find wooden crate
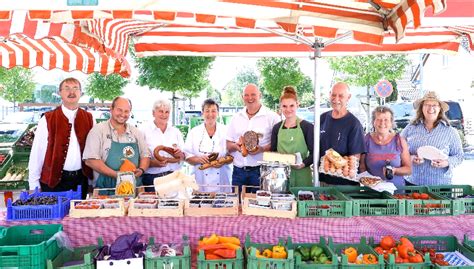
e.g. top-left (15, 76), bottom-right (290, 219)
top-left (69, 199), bottom-right (126, 218)
top-left (184, 185), bottom-right (239, 217)
top-left (128, 198), bottom-right (184, 217)
top-left (241, 186), bottom-right (297, 219)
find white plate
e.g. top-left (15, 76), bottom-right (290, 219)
top-left (417, 146), bottom-right (448, 160)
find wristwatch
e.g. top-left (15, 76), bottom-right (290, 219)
top-left (137, 167), bottom-right (145, 174)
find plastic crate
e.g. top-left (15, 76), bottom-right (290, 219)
top-left (13, 123), bottom-right (36, 153)
top-left (47, 245), bottom-right (97, 269)
top-left (288, 237), bottom-right (338, 269)
top-left (0, 149), bottom-right (13, 178)
top-left (145, 236), bottom-right (191, 269)
top-left (463, 235), bottom-right (474, 253)
top-left (197, 247), bottom-right (243, 269)
top-left (397, 186), bottom-right (462, 216)
top-left (406, 235), bottom-right (474, 269)
top-left (338, 186), bottom-right (405, 216)
top-left (0, 224), bottom-right (63, 269)
top-left (0, 150), bottom-right (29, 190)
top-left (327, 237), bottom-right (384, 269)
top-left (6, 187), bottom-right (81, 221)
top-left (291, 187), bottom-right (352, 218)
top-left (244, 235), bottom-right (294, 269)
top-left (428, 185), bottom-right (474, 214)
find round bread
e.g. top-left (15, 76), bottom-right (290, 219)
top-left (243, 131), bottom-right (259, 152)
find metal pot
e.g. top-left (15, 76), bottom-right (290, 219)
top-left (259, 162), bottom-right (291, 193)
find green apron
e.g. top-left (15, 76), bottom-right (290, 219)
top-left (277, 119), bottom-right (313, 187)
top-left (96, 127), bottom-right (140, 191)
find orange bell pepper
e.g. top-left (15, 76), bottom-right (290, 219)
top-left (344, 247), bottom-right (358, 263)
top-left (214, 249), bottom-right (236, 259)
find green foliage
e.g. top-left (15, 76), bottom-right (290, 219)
top-left (296, 75), bottom-right (314, 107)
top-left (38, 85), bottom-right (61, 103)
top-left (85, 73), bottom-right (129, 102)
top-left (222, 66), bottom-right (258, 106)
top-left (0, 67), bottom-right (36, 107)
top-left (328, 55), bottom-right (409, 101)
top-left (257, 58), bottom-right (304, 107)
top-left (135, 56), bottom-right (214, 98)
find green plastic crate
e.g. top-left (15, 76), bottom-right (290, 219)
top-left (338, 186), bottom-right (405, 216)
top-left (463, 235), bottom-right (474, 253)
top-left (288, 236), bottom-right (338, 269)
top-left (0, 151), bottom-right (30, 191)
top-left (367, 237), bottom-right (432, 269)
top-left (13, 123), bottom-right (36, 153)
top-left (397, 186), bottom-right (462, 216)
top-left (47, 245), bottom-right (96, 269)
top-left (428, 185), bottom-right (474, 214)
top-left (0, 149), bottom-right (13, 178)
top-left (290, 187), bottom-right (352, 218)
top-left (406, 235), bottom-right (474, 269)
top-left (327, 237), bottom-right (384, 269)
top-left (145, 236), bottom-right (191, 269)
top-left (245, 235), bottom-right (294, 269)
top-left (197, 247), bottom-right (243, 269)
top-left (0, 224), bottom-right (63, 269)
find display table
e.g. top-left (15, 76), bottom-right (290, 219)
top-left (1, 213), bottom-right (473, 246)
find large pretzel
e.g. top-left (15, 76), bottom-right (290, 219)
top-left (153, 145), bottom-right (181, 163)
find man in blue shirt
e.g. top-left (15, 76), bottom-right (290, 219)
top-left (319, 82), bottom-right (366, 186)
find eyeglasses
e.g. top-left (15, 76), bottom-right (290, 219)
top-left (61, 87), bottom-right (80, 92)
top-left (423, 104), bottom-right (440, 109)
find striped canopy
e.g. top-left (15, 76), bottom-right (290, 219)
top-left (0, 0), bottom-right (471, 76)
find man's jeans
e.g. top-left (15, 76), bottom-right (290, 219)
top-left (232, 166), bottom-right (260, 194)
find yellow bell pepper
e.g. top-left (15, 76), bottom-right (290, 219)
top-left (262, 249), bottom-right (273, 258)
top-left (272, 245), bottom-right (287, 259)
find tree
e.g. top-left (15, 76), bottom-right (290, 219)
top-left (85, 73), bottom-right (129, 103)
top-left (257, 58), bottom-right (304, 107)
top-left (328, 55), bottom-right (410, 128)
top-left (0, 67), bottom-right (36, 110)
top-left (38, 85), bottom-right (61, 104)
top-left (135, 56), bottom-right (214, 123)
top-left (296, 75), bottom-right (314, 108)
top-left (222, 66), bottom-right (259, 107)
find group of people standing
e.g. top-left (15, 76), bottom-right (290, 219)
top-left (28, 77), bottom-right (464, 199)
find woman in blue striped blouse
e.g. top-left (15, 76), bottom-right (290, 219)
top-left (400, 92), bottom-right (463, 185)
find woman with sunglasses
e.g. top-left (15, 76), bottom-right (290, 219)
top-left (184, 99), bottom-right (231, 191)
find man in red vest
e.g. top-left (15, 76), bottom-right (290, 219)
top-left (28, 78), bottom-right (94, 199)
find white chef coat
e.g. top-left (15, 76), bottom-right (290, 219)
top-left (140, 121), bottom-right (185, 174)
top-left (184, 123), bottom-right (231, 192)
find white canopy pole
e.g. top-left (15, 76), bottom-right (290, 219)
top-left (312, 39), bottom-right (322, 186)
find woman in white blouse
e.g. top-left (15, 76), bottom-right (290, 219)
top-left (184, 99), bottom-right (231, 192)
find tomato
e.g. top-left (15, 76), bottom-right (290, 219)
top-left (412, 193), bottom-right (421, 199)
top-left (380, 236), bottom-right (396, 250)
top-left (374, 246), bottom-right (384, 255)
top-left (408, 254), bottom-right (423, 263)
top-left (420, 193), bottom-right (430, 200)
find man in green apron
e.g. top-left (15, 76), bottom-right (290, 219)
top-left (271, 86), bottom-right (314, 188)
top-left (83, 97), bottom-right (150, 193)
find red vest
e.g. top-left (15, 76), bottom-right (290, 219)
top-left (41, 106), bottom-right (94, 188)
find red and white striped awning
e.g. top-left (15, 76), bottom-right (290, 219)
top-left (0, 0), bottom-right (448, 45)
top-left (133, 21), bottom-right (464, 57)
top-left (0, 34), bottom-right (129, 76)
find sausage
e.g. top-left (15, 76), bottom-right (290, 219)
top-left (240, 136), bottom-right (248, 157)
